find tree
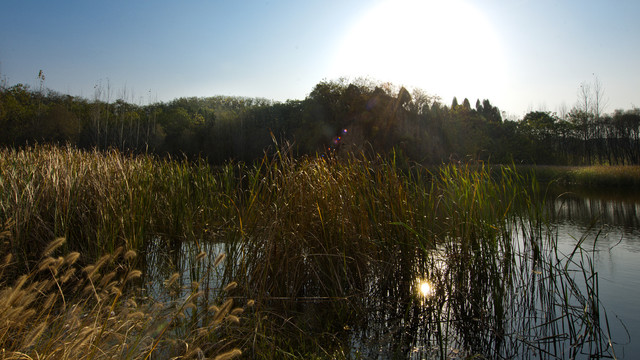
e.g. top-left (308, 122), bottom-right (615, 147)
top-left (573, 77), bottom-right (610, 164)
top-left (475, 99), bottom-right (483, 112)
top-left (522, 111), bottom-right (557, 139)
top-left (462, 98), bottom-right (471, 110)
top-left (591, 76), bottom-right (608, 120)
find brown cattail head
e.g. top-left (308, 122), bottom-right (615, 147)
top-left (43, 237), bottom-right (65, 257)
top-left (213, 253), bottom-right (226, 267)
top-left (223, 282), bottom-right (237, 292)
top-left (124, 250), bottom-right (137, 261)
top-left (213, 349), bottom-right (242, 360)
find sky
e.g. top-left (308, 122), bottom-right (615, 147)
top-left (1, 0), bottom-right (638, 118)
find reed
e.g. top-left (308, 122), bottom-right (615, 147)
top-left (518, 164), bottom-right (640, 187)
top-left (0, 144), bottom-right (617, 358)
top-left (0, 144), bottom-right (237, 270)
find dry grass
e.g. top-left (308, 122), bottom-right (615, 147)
top-left (0, 232), bottom-right (249, 360)
top-left (518, 164), bottom-right (640, 187)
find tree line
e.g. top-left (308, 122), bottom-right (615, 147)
top-left (1, 77), bottom-right (638, 165)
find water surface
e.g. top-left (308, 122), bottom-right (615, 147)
top-left (547, 186), bottom-right (640, 358)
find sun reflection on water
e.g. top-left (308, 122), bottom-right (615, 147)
top-left (417, 279), bottom-right (434, 298)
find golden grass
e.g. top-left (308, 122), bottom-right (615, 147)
top-left (518, 164), bottom-right (640, 187)
top-left (0, 235), bottom-right (248, 360)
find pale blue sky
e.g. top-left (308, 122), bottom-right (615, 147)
top-left (1, 0), bottom-right (638, 117)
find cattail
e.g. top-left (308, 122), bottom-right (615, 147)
top-left (213, 253), bottom-right (226, 267)
top-left (60, 267), bottom-right (77, 284)
top-left (82, 283), bottom-right (95, 296)
top-left (84, 254), bottom-right (110, 280)
top-left (165, 273), bottom-right (180, 288)
top-left (196, 328), bottom-right (209, 338)
top-left (2, 253), bottom-right (12, 266)
top-left (223, 282), bottom-right (237, 292)
top-left (185, 347), bottom-right (203, 359)
top-left (125, 269), bottom-right (142, 283)
top-left (213, 299), bottom-right (233, 323)
top-left (94, 254), bottom-right (111, 269)
top-left (82, 265), bottom-right (95, 275)
top-left (38, 257), bottom-right (57, 272)
top-left (42, 237), bottom-right (65, 257)
top-left (112, 246), bottom-right (123, 259)
top-left (123, 250), bottom-right (137, 261)
top-left (99, 271), bottom-right (117, 288)
top-left (64, 251), bottom-right (80, 265)
top-left (7, 275), bottom-right (29, 305)
top-left (106, 280), bottom-right (121, 294)
top-left (127, 311), bottom-right (145, 320)
top-left (126, 298), bottom-right (138, 308)
top-left (21, 320), bottom-right (48, 349)
top-left (213, 349), bottom-right (242, 360)
top-left (70, 326), bottom-right (97, 354)
top-left (230, 307), bottom-right (244, 315)
top-left (42, 292), bottom-right (58, 310)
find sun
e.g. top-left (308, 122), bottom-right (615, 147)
top-left (330, 0), bottom-right (507, 104)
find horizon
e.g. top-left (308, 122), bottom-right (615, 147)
top-left (1, 0), bottom-right (638, 117)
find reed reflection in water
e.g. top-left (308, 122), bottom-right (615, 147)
top-left (545, 185), bottom-right (640, 357)
top-left (137, 161), bottom-right (621, 359)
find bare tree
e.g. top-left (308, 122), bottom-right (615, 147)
top-left (557, 102), bottom-right (569, 121)
top-left (591, 76), bottom-right (609, 120)
top-left (576, 76), bottom-right (609, 119)
top-left (577, 81), bottom-right (591, 115)
top-left (574, 76), bottom-right (610, 164)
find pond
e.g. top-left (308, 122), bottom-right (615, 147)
top-left (547, 185), bottom-right (640, 358)
top-left (143, 183), bottom-right (639, 359)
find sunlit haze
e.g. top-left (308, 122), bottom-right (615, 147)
top-left (330, 0), bottom-right (507, 108)
top-left (1, 0), bottom-right (638, 116)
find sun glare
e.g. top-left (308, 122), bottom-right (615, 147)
top-left (330, 0), bottom-right (507, 103)
top-left (418, 279), bottom-right (434, 297)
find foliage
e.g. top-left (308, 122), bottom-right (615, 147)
top-left (0, 145), bottom-right (620, 358)
top-left (3, 78), bottom-right (637, 165)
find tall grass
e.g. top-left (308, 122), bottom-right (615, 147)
top-left (0, 144), bottom-right (618, 358)
top-left (0, 145), bottom-right (240, 270)
top-left (0, 231), bottom-right (248, 359)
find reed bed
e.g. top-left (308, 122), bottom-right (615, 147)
top-left (0, 144), bottom-right (618, 358)
top-left (518, 164), bottom-right (640, 187)
top-left (0, 144), bottom-right (240, 269)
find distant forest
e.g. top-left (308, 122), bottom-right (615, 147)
top-left (1, 78), bottom-right (639, 165)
